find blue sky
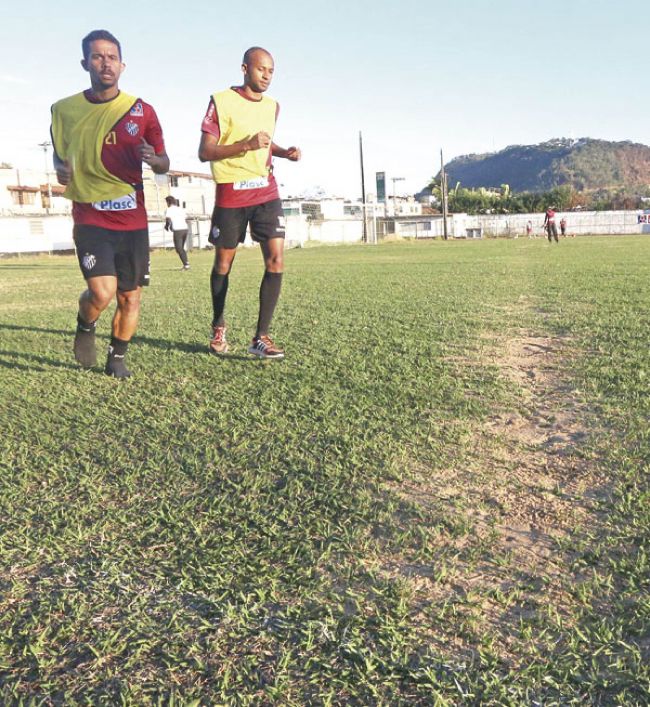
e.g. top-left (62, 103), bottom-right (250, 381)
top-left (0, 0), bottom-right (645, 198)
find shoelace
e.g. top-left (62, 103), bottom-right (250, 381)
top-left (257, 336), bottom-right (279, 351)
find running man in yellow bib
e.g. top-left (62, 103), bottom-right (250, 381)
top-left (199, 47), bottom-right (301, 359)
top-left (51, 29), bottom-right (169, 378)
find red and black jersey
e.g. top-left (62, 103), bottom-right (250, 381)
top-left (201, 88), bottom-right (280, 208)
top-left (72, 92), bottom-right (165, 230)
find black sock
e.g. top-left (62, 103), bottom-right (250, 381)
top-left (108, 337), bottom-right (129, 358)
top-left (105, 337), bottom-right (132, 378)
top-left (256, 271), bottom-right (283, 337)
top-left (211, 270), bottom-right (229, 328)
top-left (77, 313), bottom-right (96, 333)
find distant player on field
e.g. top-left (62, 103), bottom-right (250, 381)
top-left (198, 47), bottom-right (301, 359)
top-left (51, 29), bottom-right (169, 378)
top-left (165, 196), bottom-right (191, 270)
top-left (544, 206), bottom-right (559, 243)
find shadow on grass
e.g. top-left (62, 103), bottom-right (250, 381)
top-left (0, 350), bottom-right (79, 372)
top-left (0, 322), bottom-right (196, 353)
top-left (0, 323), bottom-right (260, 364)
top-left (0, 263), bottom-right (73, 269)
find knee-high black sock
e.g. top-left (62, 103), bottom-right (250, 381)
top-left (211, 270), bottom-right (229, 328)
top-left (256, 271), bottom-right (283, 337)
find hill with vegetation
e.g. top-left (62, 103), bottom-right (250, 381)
top-left (439, 138), bottom-right (650, 193)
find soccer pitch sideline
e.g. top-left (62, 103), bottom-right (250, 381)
top-left (0, 238), bottom-right (648, 705)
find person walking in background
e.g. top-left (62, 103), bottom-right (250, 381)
top-left (51, 29), bottom-right (169, 378)
top-left (198, 46), bottom-right (301, 359)
top-left (526, 219), bottom-right (533, 238)
top-left (544, 206), bottom-right (559, 243)
top-left (165, 196), bottom-right (190, 270)
top-left (560, 216), bottom-right (567, 238)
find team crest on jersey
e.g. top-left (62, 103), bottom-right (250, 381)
top-left (130, 102), bottom-right (144, 117)
top-left (125, 121), bottom-right (139, 137)
top-left (82, 253), bottom-right (96, 271)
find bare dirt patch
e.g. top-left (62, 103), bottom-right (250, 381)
top-left (380, 332), bottom-right (612, 662)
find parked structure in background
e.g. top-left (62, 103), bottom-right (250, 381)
top-left (1, 164), bottom-right (649, 254)
top-left (0, 164), bottom-right (215, 218)
top-left (0, 166), bottom-right (68, 214)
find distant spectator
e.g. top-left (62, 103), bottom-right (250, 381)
top-left (165, 196), bottom-right (190, 270)
top-left (526, 220), bottom-right (533, 238)
top-left (543, 206), bottom-right (559, 243)
top-left (560, 217), bottom-right (567, 238)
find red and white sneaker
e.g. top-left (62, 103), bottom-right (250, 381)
top-left (209, 325), bottom-right (228, 355)
top-left (248, 335), bottom-right (284, 359)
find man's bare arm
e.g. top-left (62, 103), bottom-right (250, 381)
top-left (271, 143), bottom-right (301, 161)
top-left (198, 131), bottom-right (272, 162)
top-left (53, 152), bottom-right (72, 185)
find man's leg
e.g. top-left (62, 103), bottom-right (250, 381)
top-left (209, 247), bottom-right (237, 354)
top-left (74, 275), bottom-right (118, 368)
top-left (255, 237), bottom-right (284, 338)
top-left (104, 287), bottom-right (142, 378)
top-left (105, 228), bottom-right (150, 378)
top-left (247, 200), bottom-right (286, 359)
top-left (208, 205), bottom-right (249, 355)
top-left (173, 230), bottom-right (189, 268)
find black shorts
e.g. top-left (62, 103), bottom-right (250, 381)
top-left (73, 224), bottom-right (150, 291)
top-left (209, 199), bottom-right (285, 248)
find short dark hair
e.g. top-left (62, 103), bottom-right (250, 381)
top-left (165, 196), bottom-right (177, 205)
top-left (242, 46), bottom-right (271, 65)
top-left (82, 30), bottom-right (122, 62)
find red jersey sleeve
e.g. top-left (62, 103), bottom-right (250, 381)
top-left (201, 98), bottom-right (220, 139)
top-left (143, 103), bottom-right (165, 155)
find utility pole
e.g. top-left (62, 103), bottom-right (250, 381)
top-left (359, 131), bottom-right (367, 243)
top-left (440, 149), bottom-right (448, 240)
top-left (38, 140), bottom-right (53, 215)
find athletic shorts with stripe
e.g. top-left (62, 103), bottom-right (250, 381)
top-left (209, 199), bottom-right (285, 248)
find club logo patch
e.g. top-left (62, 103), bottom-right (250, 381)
top-left (82, 253), bottom-right (96, 271)
top-left (130, 102), bottom-right (144, 116)
top-left (125, 121), bottom-right (139, 137)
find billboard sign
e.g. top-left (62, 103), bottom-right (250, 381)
top-left (376, 172), bottom-right (386, 203)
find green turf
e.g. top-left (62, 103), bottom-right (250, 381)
top-left (0, 237), bottom-right (648, 705)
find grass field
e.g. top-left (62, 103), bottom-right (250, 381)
top-left (0, 236), bottom-right (649, 705)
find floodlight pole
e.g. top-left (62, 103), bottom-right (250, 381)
top-left (359, 131), bottom-right (368, 243)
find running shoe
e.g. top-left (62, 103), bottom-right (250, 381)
top-left (209, 325), bottom-right (229, 355)
top-left (104, 354), bottom-right (132, 379)
top-left (248, 335), bottom-right (284, 359)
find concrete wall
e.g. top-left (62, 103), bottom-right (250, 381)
top-left (431, 211), bottom-right (646, 238)
top-left (0, 214), bottom-right (360, 254)
top-left (1, 210), bottom-right (648, 255)
top-left (0, 216), bottom-right (213, 254)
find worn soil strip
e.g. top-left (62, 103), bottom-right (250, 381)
top-left (381, 332), bottom-right (611, 660)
